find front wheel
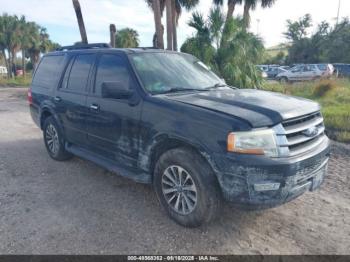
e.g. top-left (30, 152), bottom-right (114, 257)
top-left (154, 148), bottom-right (221, 227)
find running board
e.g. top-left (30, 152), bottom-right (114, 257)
top-left (65, 144), bottom-right (151, 184)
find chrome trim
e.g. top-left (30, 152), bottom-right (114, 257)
top-left (273, 111), bottom-right (327, 157)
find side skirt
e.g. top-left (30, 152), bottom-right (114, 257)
top-left (65, 143), bottom-right (152, 184)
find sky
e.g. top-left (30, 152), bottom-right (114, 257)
top-left (1, 0), bottom-right (349, 48)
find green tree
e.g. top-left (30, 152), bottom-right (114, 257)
top-left (0, 14), bottom-right (58, 76)
top-left (181, 7), bottom-right (265, 88)
top-left (284, 15), bottom-right (350, 64)
top-left (115, 28), bottom-right (140, 48)
top-left (213, 0), bottom-right (243, 21)
top-left (0, 14), bottom-right (21, 78)
top-left (283, 14), bottom-right (312, 42)
top-left (146, 0), bottom-right (199, 50)
top-left (324, 18), bottom-right (350, 63)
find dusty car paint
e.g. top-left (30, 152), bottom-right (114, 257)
top-left (29, 48), bottom-right (330, 208)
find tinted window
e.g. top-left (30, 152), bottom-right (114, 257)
top-left (317, 64), bottom-right (327, 71)
top-left (61, 58), bottom-right (74, 89)
top-left (33, 55), bottom-right (64, 89)
top-left (66, 54), bottom-right (95, 93)
top-left (291, 66), bottom-right (301, 72)
top-left (95, 54), bottom-right (132, 95)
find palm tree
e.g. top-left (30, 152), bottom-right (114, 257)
top-left (19, 16), bottom-right (27, 77)
top-left (26, 26), bottom-right (51, 69)
top-left (213, 0), bottom-right (243, 21)
top-left (110, 24), bottom-right (116, 48)
top-left (72, 0), bottom-right (88, 44)
top-left (181, 7), bottom-right (265, 88)
top-left (0, 14), bottom-right (21, 78)
top-left (115, 28), bottom-right (140, 48)
top-left (146, 0), bottom-right (199, 50)
top-left (165, 0), bottom-right (173, 50)
top-left (243, 0), bottom-right (275, 28)
top-left (152, 0), bottom-right (164, 49)
top-left (172, 0), bottom-right (199, 50)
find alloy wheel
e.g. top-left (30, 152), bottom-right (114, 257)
top-left (46, 124), bottom-right (59, 155)
top-left (161, 165), bottom-right (198, 215)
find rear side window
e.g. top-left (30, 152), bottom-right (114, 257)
top-left (317, 64), bottom-right (327, 71)
top-left (32, 55), bottom-right (64, 89)
top-left (94, 54), bottom-right (132, 95)
top-left (66, 54), bottom-right (95, 93)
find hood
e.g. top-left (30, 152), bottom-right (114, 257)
top-left (162, 88), bottom-right (320, 128)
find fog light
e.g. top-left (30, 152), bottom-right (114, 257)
top-left (254, 183), bottom-right (280, 192)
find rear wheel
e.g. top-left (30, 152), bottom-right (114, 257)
top-left (280, 77), bottom-right (289, 84)
top-left (154, 148), bottom-right (221, 227)
top-left (43, 116), bottom-right (73, 161)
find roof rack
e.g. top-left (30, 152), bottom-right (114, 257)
top-left (56, 43), bottom-right (111, 51)
top-left (134, 47), bottom-right (160, 50)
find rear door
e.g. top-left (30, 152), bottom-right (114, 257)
top-left (301, 65), bottom-right (316, 80)
top-left (86, 53), bottom-right (142, 168)
top-left (54, 53), bottom-right (96, 146)
top-left (289, 66), bottom-right (302, 81)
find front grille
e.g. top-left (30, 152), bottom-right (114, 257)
top-left (275, 111), bottom-right (327, 157)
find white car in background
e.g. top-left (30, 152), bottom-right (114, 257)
top-left (276, 64), bottom-right (334, 83)
top-left (0, 66), bottom-right (8, 75)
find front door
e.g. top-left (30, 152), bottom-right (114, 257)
top-left (86, 53), bottom-right (142, 168)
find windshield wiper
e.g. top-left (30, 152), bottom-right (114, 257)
top-left (160, 87), bottom-right (207, 94)
top-left (205, 83), bottom-right (228, 89)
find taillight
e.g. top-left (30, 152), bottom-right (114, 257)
top-left (28, 87), bottom-right (33, 105)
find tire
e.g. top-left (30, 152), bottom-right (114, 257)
top-left (43, 116), bottom-right (73, 161)
top-left (153, 147), bottom-right (221, 227)
top-left (280, 77), bottom-right (289, 84)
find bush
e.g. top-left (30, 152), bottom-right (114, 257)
top-left (312, 80), bottom-right (337, 97)
top-left (0, 76), bottom-right (32, 87)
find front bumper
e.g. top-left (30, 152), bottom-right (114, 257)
top-left (213, 137), bottom-right (330, 208)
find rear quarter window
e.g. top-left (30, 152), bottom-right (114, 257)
top-left (317, 64), bottom-right (327, 71)
top-left (32, 55), bottom-right (64, 89)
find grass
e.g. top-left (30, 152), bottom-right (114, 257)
top-left (0, 75), bottom-right (32, 87)
top-left (262, 78), bottom-right (350, 143)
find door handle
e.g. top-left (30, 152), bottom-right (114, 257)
top-left (90, 104), bottom-right (100, 111)
top-left (54, 96), bottom-right (61, 102)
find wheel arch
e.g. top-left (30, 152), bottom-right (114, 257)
top-left (39, 107), bottom-right (65, 136)
top-left (40, 108), bottom-right (53, 129)
top-left (145, 135), bottom-right (220, 182)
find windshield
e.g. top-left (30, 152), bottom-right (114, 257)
top-left (129, 52), bottom-right (224, 94)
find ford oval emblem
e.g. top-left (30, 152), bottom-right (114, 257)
top-left (303, 126), bottom-right (319, 137)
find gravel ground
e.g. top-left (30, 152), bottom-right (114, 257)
top-left (0, 87), bottom-right (349, 255)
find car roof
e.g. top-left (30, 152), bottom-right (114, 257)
top-left (47, 43), bottom-right (181, 56)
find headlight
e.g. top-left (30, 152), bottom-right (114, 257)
top-left (227, 129), bottom-right (278, 157)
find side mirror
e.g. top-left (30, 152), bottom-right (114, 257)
top-left (101, 81), bottom-right (133, 99)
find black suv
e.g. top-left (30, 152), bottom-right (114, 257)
top-left (29, 43), bottom-right (330, 227)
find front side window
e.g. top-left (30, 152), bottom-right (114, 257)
top-left (130, 52), bottom-right (223, 94)
top-left (66, 54), bottom-right (95, 93)
top-left (95, 54), bottom-right (132, 95)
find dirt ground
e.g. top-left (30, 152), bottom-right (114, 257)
top-left (0, 87), bottom-right (349, 255)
